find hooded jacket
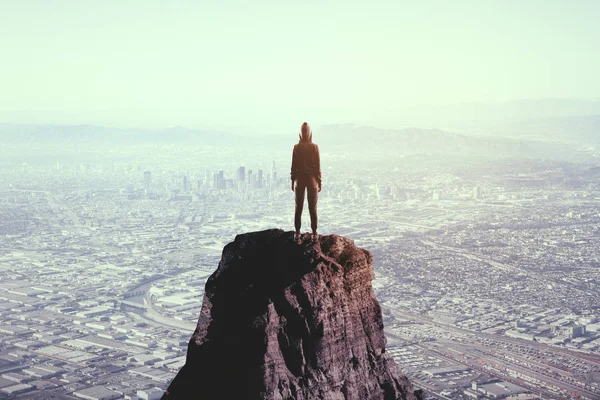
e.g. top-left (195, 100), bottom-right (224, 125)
top-left (290, 131), bottom-right (321, 186)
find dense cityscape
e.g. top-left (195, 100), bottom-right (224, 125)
top-left (0, 132), bottom-right (599, 400)
top-left (2, 0), bottom-right (600, 398)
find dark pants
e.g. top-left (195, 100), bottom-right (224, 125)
top-left (294, 175), bottom-right (318, 233)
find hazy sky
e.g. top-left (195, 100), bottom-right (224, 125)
top-left (1, 0), bottom-right (599, 133)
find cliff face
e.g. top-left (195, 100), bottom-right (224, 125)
top-left (162, 229), bottom-right (423, 400)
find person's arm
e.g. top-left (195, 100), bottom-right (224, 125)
top-left (290, 145), bottom-right (297, 191)
top-left (315, 144), bottom-right (322, 191)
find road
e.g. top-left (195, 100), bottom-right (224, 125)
top-left (385, 306), bottom-right (600, 399)
top-left (143, 292), bottom-right (196, 332)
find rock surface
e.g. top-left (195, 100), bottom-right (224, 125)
top-left (162, 229), bottom-right (423, 400)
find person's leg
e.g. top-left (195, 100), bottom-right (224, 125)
top-left (307, 180), bottom-right (318, 235)
top-left (294, 180), bottom-right (306, 234)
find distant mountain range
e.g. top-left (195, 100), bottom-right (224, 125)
top-left (316, 124), bottom-right (584, 160)
top-left (0, 123), bottom-right (239, 145)
top-left (0, 118), bottom-right (596, 161)
top-left (483, 115), bottom-right (600, 145)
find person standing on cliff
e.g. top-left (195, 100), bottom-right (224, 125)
top-left (291, 122), bottom-right (322, 242)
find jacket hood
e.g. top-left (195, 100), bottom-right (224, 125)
top-left (299, 123), bottom-right (312, 143)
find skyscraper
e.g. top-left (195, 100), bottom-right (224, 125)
top-left (271, 161), bottom-right (277, 189)
top-left (183, 175), bottom-right (189, 191)
top-left (214, 171), bottom-right (225, 189)
top-left (237, 166), bottom-right (246, 183)
top-left (257, 169), bottom-right (263, 189)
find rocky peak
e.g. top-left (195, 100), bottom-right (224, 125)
top-left (162, 229), bottom-right (423, 400)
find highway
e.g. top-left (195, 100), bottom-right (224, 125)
top-left (384, 306), bottom-right (600, 399)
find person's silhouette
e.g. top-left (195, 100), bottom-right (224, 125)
top-left (290, 122), bottom-right (321, 242)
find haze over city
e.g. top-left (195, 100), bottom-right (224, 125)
top-left (1, 1), bottom-right (600, 400)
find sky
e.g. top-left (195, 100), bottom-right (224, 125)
top-left (1, 0), bottom-right (599, 134)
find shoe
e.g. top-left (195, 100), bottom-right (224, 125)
top-left (311, 233), bottom-right (318, 242)
top-left (294, 232), bottom-right (301, 242)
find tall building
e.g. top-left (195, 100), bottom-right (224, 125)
top-left (271, 161), bottom-right (277, 189)
top-left (247, 170), bottom-right (253, 189)
top-left (214, 171), bottom-right (225, 189)
top-left (570, 325), bottom-right (585, 338)
top-left (144, 171), bottom-right (152, 189)
top-left (257, 169), bottom-right (263, 189)
top-left (237, 166), bottom-right (246, 183)
top-left (183, 175), bottom-right (189, 191)
top-left (473, 186), bottom-right (481, 199)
